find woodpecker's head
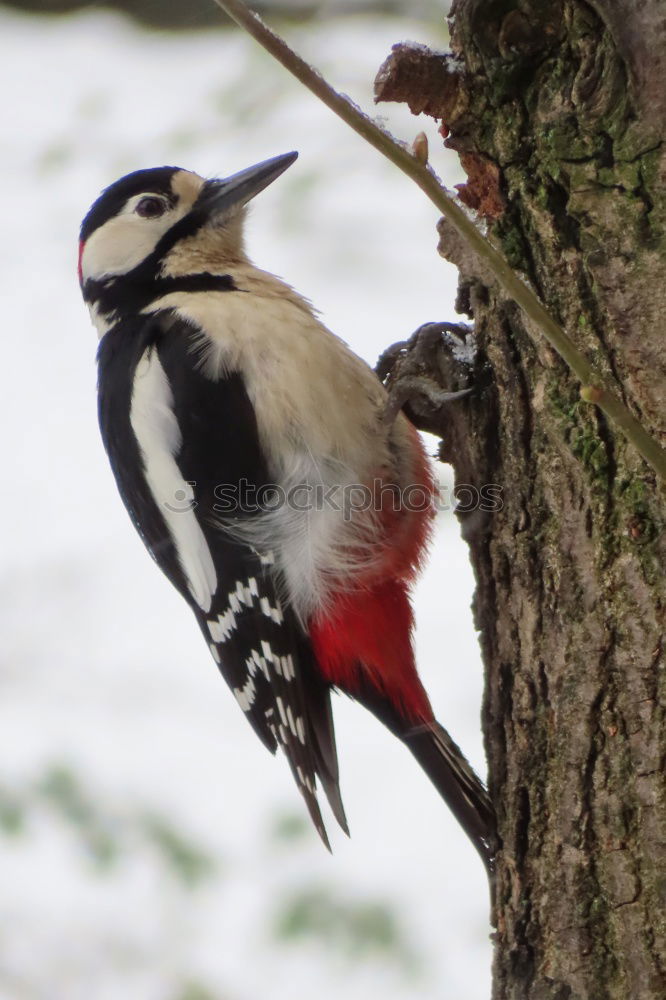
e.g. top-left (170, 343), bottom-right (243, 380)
top-left (79, 151), bottom-right (298, 335)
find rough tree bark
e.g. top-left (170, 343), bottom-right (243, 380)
top-left (376, 2), bottom-right (665, 998)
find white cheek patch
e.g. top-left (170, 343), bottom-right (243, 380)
top-left (130, 348), bottom-right (218, 612)
top-left (81, 192), bottom-right (192, 282)
top-left (81, 215), bottom-right (166, 280)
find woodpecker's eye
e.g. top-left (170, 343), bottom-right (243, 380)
top-left (135, 196), bottom-right (167, 219)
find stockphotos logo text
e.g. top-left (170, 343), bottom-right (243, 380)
top-left (164, 480), bottom-right (503, 517)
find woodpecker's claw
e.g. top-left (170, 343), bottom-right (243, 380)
top-left (382, 379), bottom-right (473, 426)
top-left (377, 321), bottom-right (476, 427)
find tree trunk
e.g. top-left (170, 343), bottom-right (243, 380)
top-left (376, 2), bottom-right (665, 997)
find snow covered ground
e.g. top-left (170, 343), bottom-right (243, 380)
top-left (0, 8), bottom-right (491, 999)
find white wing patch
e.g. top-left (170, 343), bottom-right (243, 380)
top-left (130, 348), bottom-right (217, 612)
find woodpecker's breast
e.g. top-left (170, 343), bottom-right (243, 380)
top-left (141, 268), bottom-right (428, 620)
top-left (146, 267), bottom-right (392, 467)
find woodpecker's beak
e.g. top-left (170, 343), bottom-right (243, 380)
top-left (198, 151), bottom-right (298, 219)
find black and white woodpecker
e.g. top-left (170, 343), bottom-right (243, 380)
top-left (79, 152), bottom-right (495, 870)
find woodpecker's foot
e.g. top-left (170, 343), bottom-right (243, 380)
top-left (382, 378), bottom-right (473, 427)
top-left (376, 322), bottom-right (476, 429)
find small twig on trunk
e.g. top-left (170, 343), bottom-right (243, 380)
top-left (210, 0), bottom-right (666, 481)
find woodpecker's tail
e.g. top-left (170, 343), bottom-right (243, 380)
top-left (402, 720), bottom-right (496, 874)
top-left (350, 674), bottom-right (496, 873)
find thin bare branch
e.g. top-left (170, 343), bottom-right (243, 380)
top-left (211, 0), bottom-right (666, 480)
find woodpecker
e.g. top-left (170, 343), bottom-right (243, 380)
top-left (79, 152), bottom-right (495, 870)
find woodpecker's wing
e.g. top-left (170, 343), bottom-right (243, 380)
top-left (97, 310), bottom-right (347, 846)
top-left (191, 551), bottom-right (348, 846)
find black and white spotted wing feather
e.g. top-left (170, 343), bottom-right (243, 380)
top-left (97, 308), bottom-right (347, 846)
top-left (192, 550), bottom-right (347, 845)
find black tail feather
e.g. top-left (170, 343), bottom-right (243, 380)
top-left (308, 683), bottom-right (350, 837)
top-left (299, 639), bottom-right (350, 838)
top-left (351, 676), bottom-right (496, 874)
top-left (403, 721), bottom-right (496, 874)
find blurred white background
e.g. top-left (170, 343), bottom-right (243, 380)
top-left (0, 5), bottom-right (492, 999)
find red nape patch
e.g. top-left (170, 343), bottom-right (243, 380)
top-left (77, 240), bottom-right (85, 285)
top-left (311, 579), bottom-right (434, 725)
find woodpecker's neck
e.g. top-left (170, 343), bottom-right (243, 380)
top-left (85, 269), bottom-right (239, 336)
top-left (160, 210), bottom-right (249, 277)
top-left (83, 207), bottom-right (250, 338)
